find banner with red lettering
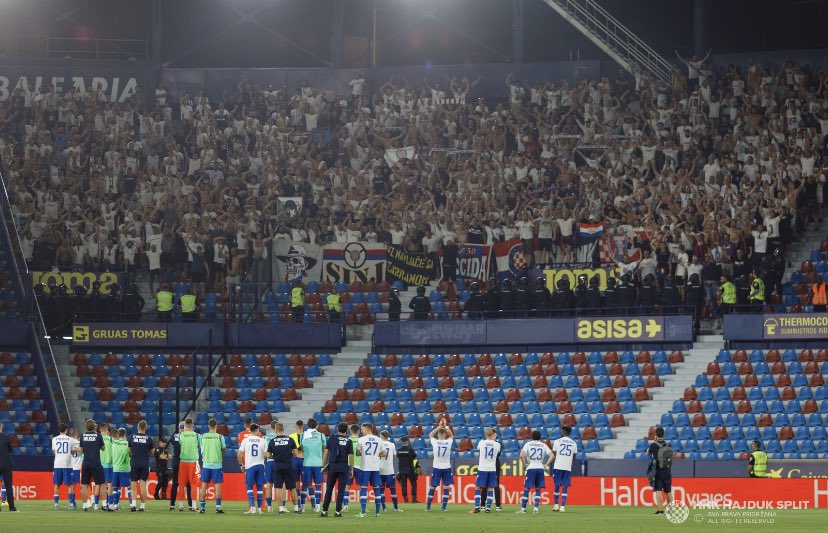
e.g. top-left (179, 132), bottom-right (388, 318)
top-left (7, 472), bottom-right (828, 509)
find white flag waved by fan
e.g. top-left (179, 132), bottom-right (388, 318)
top-left (384, 146), bottom-right (416, 166)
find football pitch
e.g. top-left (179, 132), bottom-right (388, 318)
top-left (1, 502), bottom-right (824, 532)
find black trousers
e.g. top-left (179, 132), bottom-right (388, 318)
top-left (169, 462), bottom-right (192, 507)
top-left (154, 469), bottom-right (171, 498)
top-left (398, 472), bottom-right (418, 502)
top-left (0, 466), bottom-right (15, 511)
top-left (322, 469), bottom-right (348, 513)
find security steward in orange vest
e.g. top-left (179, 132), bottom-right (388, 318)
top-left (811, 275), bottom-right (828, 313)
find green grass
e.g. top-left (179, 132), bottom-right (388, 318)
top-left (1, 501), bottom-right (824, 532)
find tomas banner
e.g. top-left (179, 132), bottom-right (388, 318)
top-left (272, 240), bottom-right (322, 284)
top-left (454, 244), bottom-right (491, 283)
top-left (493, 239), bottom-right (530, 281)
top-left (72, 322), bottom-right (167, 347)
top-left (386, 245), bottom-right (434, 286)
top-left (32, 270), bottom-right (122, 295)
top-left (323, 242), bottom-right (387, 283)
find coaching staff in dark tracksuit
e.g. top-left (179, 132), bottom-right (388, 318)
top-left (79, 419), bottom-right (106, 511)
top-left (320, 422), bottom-right (354, 517)
top-left (396, 436), bottom-right (419, 503)
top-left (266, 422), bottom-right (300, 514)
top-left (0, 421), bottom-right (18, 512)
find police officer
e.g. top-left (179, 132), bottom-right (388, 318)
top-left (748, 270), bottom-right (765, 313)
top-left (484, 277), bottom-right (500, 318)
top-left (156, 284), bottom-right (174, 322)
top-left (320, 422), bottom-right (354, 517)
top-left (660, 276), bottom-right (680, 314)
top-left (685, 274), bottom-right (704, 334)
top-left (179, 286), bottom-right (198, 322)
top-left (533, 276), bottom-right (551, 317)
top-left (124, 283), bottom-right (145, 321)
top-left (395, 436), bottom-right (418, 503)
top-left (638, 274), bottom-right (657, 314)
top-left (736, 275), bottom-right (751, 309)
top-left (616, 274), bottom-right (636, 312)
top-left (265, 422), bottom-right (299, 514)
top-left (584, 275), bottom-right (602, 312)
top-left (718, 274), bottom-right (737, 328)
top-left (603, 277), bottom-right (618, 314)
top-left (514, 277), bottom-right (533, 318)
top-left (499, 278), bottom-right (515, 318)
top-left (106, 283), bottom-right (122, 318)
top-left (409, 286), bottom-right (431, 320)
top-left (763, 247), bottom-right (785, 298)
top-left (70, 284), bottom-right (87, 323)
top-left (88, 280), bottom-right (103, 321)
top-left (551, 278), bottom-right (575, 316)
top-left (574, 274), bottom-right (588, 309)
top-left (326, 288), bottom-right (341, 323)
top-left (290, 282), bottom-right (305, 323)
top-left (388, 289), bottom-right (402, 321)
top-left (748, 440), bottom-right (767, 478)
top-left (463, 282), bottom-right (484, 320)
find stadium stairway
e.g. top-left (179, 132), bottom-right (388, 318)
top-left (270, 340), bottom-right (371, 423)
top-left (54, 344), bottom-right (95, 425)
top-left (590, 334), bottom-right (723, 458)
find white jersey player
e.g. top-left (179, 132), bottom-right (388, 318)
top-left (426, 419), bottom-right (454, 512)
top-left (356, 423), bottom-right (384, 517)
top-left (550, 427), bottom-right (577, 512)
top-left (518, 431), bottom-right (552, 514)
top-left (472, 428), bottom-right (501, 513)
top-left (51, 424), bottom-right (79, 509)
top-left (378, 430), bottom-right (402, 512)
top-left (237, 425), bottom-right (266, 514)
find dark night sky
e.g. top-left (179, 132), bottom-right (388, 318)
top-left (1, 0), bottom-right (827, 67)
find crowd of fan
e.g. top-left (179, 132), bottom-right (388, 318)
top-left (1, 57), bottom-right (827, 322)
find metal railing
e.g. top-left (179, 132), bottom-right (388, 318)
top-left (0, 172), bottom-right (69, 431)
top-left (11, 36), bottom-right (149, 61)
top-left (545, 0), bottom-right (673, 84)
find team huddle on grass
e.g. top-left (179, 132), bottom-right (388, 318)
top-left (46, 416), bottom-right (576, 516)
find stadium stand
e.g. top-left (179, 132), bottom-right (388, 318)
top-left (0, 351), bottom-right (50, 455)
top-left (307, 349), bottom-right (686, 459)
top-left (629, 347), bottom-right (828, 460)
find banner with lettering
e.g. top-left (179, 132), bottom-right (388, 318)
top-left (8, 472), bottom-right (827, 508)
top-left (386, 245), bottom-right (434, 287)
top-left (322, 242), bottom-right (387, 283)
top-left (32, 270), bottom-right (123, 295)
top-left (451, 244), bottom-right (491, 283)
top-left (272, 240), bottom-right (322, 284)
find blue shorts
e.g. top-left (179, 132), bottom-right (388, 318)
top-left (292, 458), bottom-right (304, 484)
top-left (380, 474), bottom-right (396, 487)
top-left (430, 468), bottom-right (453, 487)
top-left (524, 469), bottom-right (546, 488)
top-left (112, 471), bottom-right (131, 488)
top-left (201, 467), bottom-right (224, 484)
top-left (53, 468), bottom-right (74, 486)
top-left (244, 464), bottom-right (265, 487)
top-left (351, 468), bottom-right (362, 486)
top-left (71, 469), bottom-right (81, 485)
top-left (103, 466), bottom-right (113, 483)
top-left (552, 469), bottom-right (571, 487)
top-left (357, 470), bottom-right (381, 487)
top-left (302, 466), bottom-right (324, 484)
top-left (475, 471), bottom-right (498, 488)
top-left (265, 461), bottom-right (273, 483)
